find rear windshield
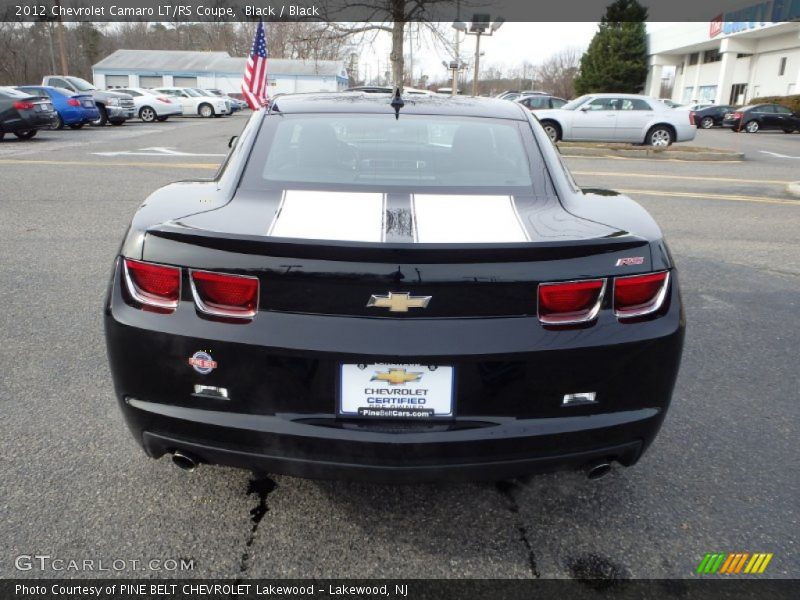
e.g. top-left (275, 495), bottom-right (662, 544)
top-left (245, 114), bottom-right (535, 189)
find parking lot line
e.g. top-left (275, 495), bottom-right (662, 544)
top-left (560, 154), bottom-right (742, 164)
top-left (617, 188), bottom-right (799, 206)
top-left (573, 171), bottom-right (791, 186)
top-left (0, 158), bottom-right (219, 170)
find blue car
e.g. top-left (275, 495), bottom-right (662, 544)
top-left (16, 85), bottom-right (99, 130)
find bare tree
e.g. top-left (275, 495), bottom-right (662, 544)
top-left (318, 0), bottom-right (468, 89)
top-left (536, 46), bottom-right (581, 99)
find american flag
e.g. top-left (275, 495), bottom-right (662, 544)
top-left (242, 19), bottom-right (268, 110)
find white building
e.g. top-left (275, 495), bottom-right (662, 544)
top-left (92, 49), bottom-right (349, 95)
top-left (646, 15), bottom-right (800, 106)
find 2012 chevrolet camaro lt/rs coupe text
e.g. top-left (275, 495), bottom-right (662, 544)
top-left (104, 93), bottom-right (685, 482)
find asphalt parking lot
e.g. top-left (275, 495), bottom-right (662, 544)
top-left (1, 116), bottom-right (798, 581)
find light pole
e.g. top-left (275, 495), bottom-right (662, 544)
top-left (453, 15), bottom-right (503, 96)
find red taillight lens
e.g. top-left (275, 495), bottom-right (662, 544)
top-left (689, 111), bottom-right (696, 125)
top-left (538, 279), bottom-right (605, 325)
top-left (158, 96), bottom-right (172, 103)
top-left (190, 270), bottom-right (259, 319)
top-left (733, 112), bottom-right (742, 119)
top-left (13, 101), bottom-right (34, 110)
top-left (614, 271), bottom-right (670, 318)
top-left (67, 98), bottom-right (80, 106)
top-left (123, 258), bottom-right (181, 311)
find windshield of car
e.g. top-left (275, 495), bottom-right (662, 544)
top-left (64, 76), bottom-right (96, 91)
top-left (183, 88), bottom-right (202, 97)
top-left (245, 115), bottom-right (534, 189)
top-left (193, 89), bottom-right (212, 96)
top-left (560, 95), bottom-right (591, 110)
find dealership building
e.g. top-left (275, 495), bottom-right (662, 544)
top-left (92, 49), bottom-right (349, 94)
top-left (646, 17), bottom-right (800, 105)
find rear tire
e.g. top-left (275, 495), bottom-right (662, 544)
top-left (0, 132), bottom-right (5, 141)
top-left (646, 125), bottom-right (674, 147)
top-left (14, 129), bottom-right (37, 140)
top-left (783, 128), bottom-right (795, 134)
top-left (51, 115), bottom-right (64, 130)
top-left (700, 116), bottom-right (714, 129)
top-left (91, 105), bottom-right (108, 126)
top-left (744, 120), bottom-right (760, 133)
top-left (109, 120), bottom-right (125, 126)
top-left (199, 103), bottom-right (214, 118)
top-left (156, 116), bottom-right (169, 122)
top-left (540, 120), bottom-right (561, 143)
top-left (68, 123), bottom-right (84, 130)
top-left (139, 106), bottom-right (157, 123)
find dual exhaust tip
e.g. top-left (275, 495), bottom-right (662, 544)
top-left (171, 450), bottom-right (612, 480)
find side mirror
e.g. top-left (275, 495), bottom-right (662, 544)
top-left (579, 105), bottom-right (591, 112)
top-left (228, 135), bottom-right (238, 149)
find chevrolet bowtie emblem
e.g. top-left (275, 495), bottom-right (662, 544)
top-left (367, 291), bottom-right (432, 312)
top-left (371, 368), bottom-right (423, 384)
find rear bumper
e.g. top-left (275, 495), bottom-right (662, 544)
top-left (105, 260), bottom-right (684, 482)
top-left (674, 123), bottom-right (697, 142)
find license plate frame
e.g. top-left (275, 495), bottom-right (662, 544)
top-left (338, 363), bottom-right (455, 420)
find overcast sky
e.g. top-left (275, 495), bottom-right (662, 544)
top-left (361, 22), bottom-right (668, 86)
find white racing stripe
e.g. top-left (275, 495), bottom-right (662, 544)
top-left (268, 190), bottom-right (385, 242)
top-left (412, 194), bottom-right (529, 243)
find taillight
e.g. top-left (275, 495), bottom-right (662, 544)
top-left (13, 101), bottom-right (34, 110)
top-left (190, 270), bottom-right (259, 319)
top-left (614, 271), bottom-right (670, 319)
top-left (67, 98), bottom-right (80, 106)
top-left (538, 279), bottom-right (605, 325)
top-left (158, 96), bottom-right (172, 103)
top-left (689, 111), bottom-right (695, 125)
top-left (733, 112), bottom-right (742, 119)
top-left (123, 258), bottom-right (181, 312)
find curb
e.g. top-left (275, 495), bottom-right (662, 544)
top-left (787, 182), bottom-right (800, 198)
top-left (558, 145), bottom-right (744, 161)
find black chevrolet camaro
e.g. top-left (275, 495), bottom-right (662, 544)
top-left (105, 92), bottom-right (685, 482)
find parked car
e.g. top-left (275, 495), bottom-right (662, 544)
top-left (722, 104), bottom-right (800, 133)
top-left (152, 87), bottom-right (229, 118)
top-left (515, 94), bottom-right (568, 111)
top-left (0, 87), bottom-right (57, 140)
top-left (192, 88), bottom-right (233, 115)
top-left (113, 88), bottom-right (182, 123)
top-left (690, 104), bottom-right (734, 129)
top-left (535, 93), bottom-right (697, 146)
top-left (207, 89), bottom-right (247, 111)
top-left (105, 93), bottom-right (685, 482)
top-left (659, 99), bottom-right (684, 109)
top-left (498, 91), bottom-right (548, 101)
top-left (41, 76), bottom-right (135, 126)
top-left (16, 85), bottom-right (99, 130)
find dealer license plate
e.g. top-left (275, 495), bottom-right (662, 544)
top-left (339, 363), bottom-right (454, 419)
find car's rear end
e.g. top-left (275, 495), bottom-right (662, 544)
top-left (64, 92), bottom-right (100, 125)
top-left (104, 99), bottom-right (684, 482)
top-left (722, 108), bottom-right (745, 130)
top-left (0, 87), bottom-right (57, 134)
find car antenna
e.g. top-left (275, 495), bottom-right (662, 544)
top-left (391, 87), bottom-right (404, 120)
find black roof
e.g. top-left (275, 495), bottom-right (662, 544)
top-left (270, 92), bottom-right (530, 120)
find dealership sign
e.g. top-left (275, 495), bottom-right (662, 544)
top-left (710, 0), bottom-right (800, 37)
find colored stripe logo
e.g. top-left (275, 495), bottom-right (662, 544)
top-left (696, 553), bottom-right (773, 574)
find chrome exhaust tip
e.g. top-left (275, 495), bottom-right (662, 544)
top-left (586, 461), bottom-right (612, 480)
top-left (171, 451), bottom-right (198, 472)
